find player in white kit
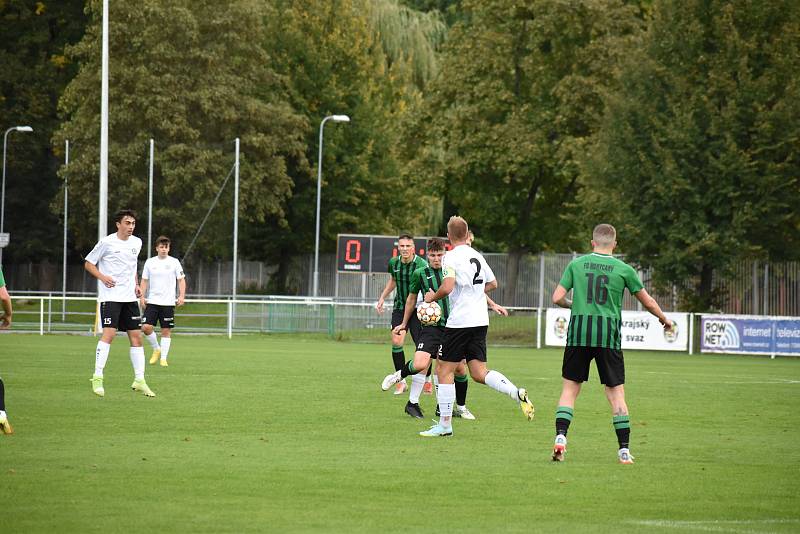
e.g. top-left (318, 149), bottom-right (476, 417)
top-left (419, 216), bottom-right (534, 437)
top-left (85, 209), bottom-right (155, 397)
top-left (140, 236), bottom-right (186, 367)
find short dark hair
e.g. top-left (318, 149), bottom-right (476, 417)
top-left (155, 236), bottom-right (171, 247)
top-left (427, 237), bottom-right (445, 252)
top-left (114, 209), bottom-right (137, 223)
top-left (398, 233), bottom-right (414, 242)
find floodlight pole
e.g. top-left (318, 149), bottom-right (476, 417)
top-left (313, 114), bottom-right (350, 298)
top-left (62, 140), bottom-right (69, 321)
top-left (1, 125), bottom-right (34, 266)
top-left (147, 138), bottom-right (154, 254)
top-left (232, 138), bottom-right (239, 302)
top-left (98, 0), bottom-right (109, 241)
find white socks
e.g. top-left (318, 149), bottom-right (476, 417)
top-left (485, 370), bottom-right (519, 400)
top-left (437, 383), bottom-right (455, 428)
top-left (130, 347), bottom-right (145, 380)
top-left (94, 341), bottom-right (111, 377)
top-left (409, 373), bottom-right (426, 404)
top-left (144, 332), bottom-right (160, 349)
top-left (160, 337), bottom-right (171, 360)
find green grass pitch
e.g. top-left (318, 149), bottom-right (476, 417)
top-left (1, 334), bottom-right (799, 532)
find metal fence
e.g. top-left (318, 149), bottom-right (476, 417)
top-left (4, 254), bottom-right (800, 315)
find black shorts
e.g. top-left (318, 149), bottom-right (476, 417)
top-left (391, 309), bottom-right (422, 344)
top-left (562, 346), bottom-right (625, 387)
top-left (416, 326), bottom-right (444, 358)
top-left (100, 301), bottom-right (142, 332)
top-left (143, 304), bottom-right (175, 329)
top-left (440, 326), bottom-right (487, 363)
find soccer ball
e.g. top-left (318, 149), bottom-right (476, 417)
top-left (417, 301), bottom-right (442, 326)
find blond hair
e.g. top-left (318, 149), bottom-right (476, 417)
top-left (592, 224), bottom-right (616, 247)
top-left (447, 216), bottom-right (469, 242)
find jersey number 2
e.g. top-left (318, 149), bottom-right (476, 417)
top-left (470, 258), bottom-right (483, 285)
top-left (585, 273), bottom-right (609, 305)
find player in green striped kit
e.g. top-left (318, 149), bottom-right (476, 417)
top-left (381, 238), bottom-right (475, 420)
top-left (551, 224), bottom-right (672, 464)
top-left (376, 234), bottom-right (428, 394)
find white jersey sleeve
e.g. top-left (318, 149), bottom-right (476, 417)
top-left (85, 239), bottom-right (107, 266)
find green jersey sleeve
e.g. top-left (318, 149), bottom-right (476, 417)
top-left (623, 264), bottom-right (644, 294)
top-left (0, 268), bottom-right (5, 288)
top-left (559, 261), bottom-right (575, 290)
top-left (409, 267), bottom-right (424, 295)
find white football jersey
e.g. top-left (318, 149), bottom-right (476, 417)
top-left (142, 256), bottom-right (185, 306)
top-left (85, 233), bottom-right (142, 302)
top-left (441, 244), bottom-right (495, 328)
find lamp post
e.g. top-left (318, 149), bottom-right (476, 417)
top-left (313, 114), bottom-right (350, 298)
top-left (1, 125), bottom-right (33, 265)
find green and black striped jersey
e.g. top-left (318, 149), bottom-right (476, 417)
top-left (559, 253), bottom-right (644, 349)
top-left (388, 255), bottom-right (428, 310)
top-left (409, 265), bottom-right (450, 327)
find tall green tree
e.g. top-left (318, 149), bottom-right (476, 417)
top-left (584, 0), bottom-right (800, 310)
top-left (53, 0), bottom-right (305, 260)
top-left (0, 0), bottom-right (86, 264)
top-left (407, 0), bottom-right (643, 301)
top-left (261, 0), bottom-right (437, 292)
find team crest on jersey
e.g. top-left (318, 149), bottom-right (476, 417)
top-left (554, 316), bottom-right (568, 339)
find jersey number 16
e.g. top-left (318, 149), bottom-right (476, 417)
top-left (585, 273), bottom-right (608, 304)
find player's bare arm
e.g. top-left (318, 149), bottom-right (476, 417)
top-left (393, 293), bottom-right (418, 334)
top-left (633, 288), bottom-right (673, 330)
top-left (376, 278), bottom-right (396, 314)
top-left (85, 261), bottom-right (115, 288)
top-left (177, 278), bottom-right (186, 306)
top-left (0, 285), bottom-right (12, 329)
top-left (139, 279), bottom-right (149, 307)
top-left (423, 276), bottom-right (454, 303)
top-left (551, 284), bottom-right (573, 309)
top-left (486, 294), bottom-right (508, 316)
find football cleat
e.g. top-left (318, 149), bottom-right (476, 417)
top-left (423, 381), bottom-right (433, 395)
top-left (90, 375), bottom-right (105, 397)
top-left (159, 359), bottom-right (168, 367)
top-left (618, 448), bottom-right (635, 464)
top-left (455, 406), bottom-right (476, 420)
top-left (393, 380), bottom-right (408, 395)
top-left (131, 379), bottom-right (156, 397)
top-left (419, 423), bottom-right (453, 437)
top-left (517, 388), bottom-right (535, 420)
top-left (149, 348), bottom-right (161, 365)
top-left (552, 434), bottom-right (567, 462)
top-left (404, 401), bottom-right (424, 419)
top-left (381, 370), bottom-right (402, 391)
top-left (0, 412), bottom-right (13, 435)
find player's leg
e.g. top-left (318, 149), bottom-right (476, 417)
top-left (597, 349), bottom-right (631, 463)
top-left (454, 360), bottom-right (475, 420)
top-left (405, 351), bottom-right (432, 418)
top-left (158, 307), bottom-right (174, 366)
top-left (390, 310), bottom-right (408, 394)
top-left (141, 306), bottom-right (161, 364)
top-left (125, 303), bottom-right (155, 397)
top-left (466, 327), bottom-right (534, 420)
top-left (423, 361), bottom-right (434, 394)
top-left (420, 327), bottom-right (461, 437)
top-left (0, 376), bottom-right (12, 434)
top-left (552, 379), bottom-right (582, 461)
top-left (553, 347), bottom-right (592, 461)
top-left (91, 302), bottom-right (120, 397)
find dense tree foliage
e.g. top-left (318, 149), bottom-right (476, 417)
top-left (584, 0), bottom-right (800, 310)
top-left (0, 0), bottom-right (86, 262)
top-left (407, 0), bottom-right (644, 297)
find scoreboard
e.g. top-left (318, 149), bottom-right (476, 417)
top-left (336, 234), bottom-right (449, 273)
